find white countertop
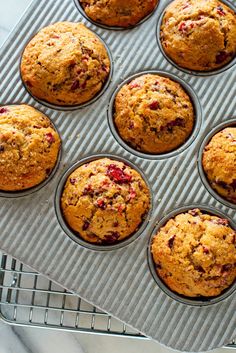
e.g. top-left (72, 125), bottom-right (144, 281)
top-left (0, 1), bottom-right (235, 352)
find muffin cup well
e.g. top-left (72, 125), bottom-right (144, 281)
top-left (107, 70), bottom-right (202, 160)
top-left (20, 30), bottom-right (113, 111)
top-left (0, 104), bottom-right (62, 199)
top-left (198, 119), bottom-right (236, 209)
top-left (55, 154), bottom-right (153, 251)
top-left (73, 0), bottom-right (159, 31)
top-left (156, 0), bottom-right (236, 77)
top-left (147, 205), bottom-right (236, 306)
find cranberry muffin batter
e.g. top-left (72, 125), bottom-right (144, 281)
top-left (151, 209), bottom-right (236, 297)
top-left (0, 105), bottom-right (60, 191)
top-left (61, 158), bottom-right (150, 244)
top-left (161, 0), bottom-right (236, 71)
top-left (21, 22), bottom-right (110, 106)
top-left (202, 127), bottom-right (236, 204)
top-left (114, 74), bottom-right (194, 154)
top-left (79, 0), bottom-right (158, 27)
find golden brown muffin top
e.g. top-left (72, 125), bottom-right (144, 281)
top-left (202, 127), bottom-right (236, 204)
top-left (0, 105), bottom-right (60, 191)
top-left (21, 22), bottom-right (110, 106)
top-left (114, 74), bottom-right (194, 154)
top-left (61, 158), bottom-right (150, 244)
top-left (80, 0), bottom-right (158, 27)
top-left (151, 209), bottom-right (236, 297)
top-left (161, 0), bottom-right (236, 71)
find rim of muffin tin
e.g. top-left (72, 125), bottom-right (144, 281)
top-left (73, 0), bottom-right (160, 30)
top-left (19, 28), bottom-right (113, 111)
top-left (147, 204), bottom-right (236, 306)
top-left (55, 154), bottom-right (153, 251)
top-left (156, 0), bottom-right (236, 77)
top-left (198, 118), bottom-right (236, 209)
top-left (0, 103), bottom-right (62, 198)
top-left (107, 70), bottom-right (202, 160)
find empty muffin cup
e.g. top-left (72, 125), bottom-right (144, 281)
top-left (198, 119), bottom-right (236, 209)
top-left (148, 205), bottom-right (236, 306)
top-left (73, 0), bottom-right (159, 30)
top-left (156, 0), bottom-right (236, 76)
top-left (55, 154), bottom-right (152, 251)
top-left (0, 104), bottom-right (61, 198)
top-left (108, 70), bottom-right (201, 160)
top-left (20, 22), bottom-right (113, 111)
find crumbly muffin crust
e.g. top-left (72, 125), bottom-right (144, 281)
top-left (80, 0), bottom-right (158, 27)
top-left (151, 209), bottom-right (236, 297)
top-left (0, 105), bottom-right (60, 191)
top-left (61, 158), bottom-right (150, 244)
top-left (202, 127), bottom-right (236, 204)
top-left (21, 22), bottom-right (110, 106)
top-left (160, 0), bottom-right (236, 71)
top-left (114, 74), bottom-right (194, 154)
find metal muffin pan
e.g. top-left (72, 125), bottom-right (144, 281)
top-left (108, 69), bottom-right (202, 160)
top-left (156, 0), bottom-right (236, 76)
top-left (73, 0), bottom-right (160, 31)
top-left (0, 103), bottom-right (62, 198)
top-left (20, 28), bottom-right (113, 111)
top-left (0, 0), bottom-right (235, 351)
top-left (55, 153), bottom-right (153, 251)
top-left (198, 118), bottom-right (236, 209)
top-left (147, 204), bottom-right (236, 306)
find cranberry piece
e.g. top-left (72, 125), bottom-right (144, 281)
top-left (155, 263), bottom-right (162, 270)
top-left (101, 64), bottom-right (108, 72)
top-left (216, 51), bottom-right (229, 64)
top-left (168, 235), bottom-right (176, 249)
top-left (83, 184), bottom-right (93, 195)
top-left (103, 232), bottom-right (119, 244)
top-left (0, 107), bottom-right (8, 114)
top-left (217, 6), bottom-right (226, 16)
top-left (203, 246), bottom-right (209, 254)
top-left (167, 117), bottom-right (185, 129)
top-left (52, 34), bottom-right (60, 39)
top-left (149, 101), bottom-right (159, 110)
top-left (129, 187), bottom-right (136, 200)
top-left (118, 204), bottom-right (125, 213)
top-left (212, 218), bottom-right (229, 226)
top-left (113, 221), bottom-right (119, 227)
top-left (97, 199), bottom-right (106, 210)
top-left (129, 82), bottom-right (140, 89)
top-left (45, 132), bottom-right (55, 144)
top-left (106, 164), bottom-right (132, 184)
top-left (189, 209), bottom-right (199, 216)
top-left (70, 178), bottom-right (77, 185)
top-left (128, 122), bottom-right (134, 130)
top-left (179, 22), bottom-right (187, 32)
top-left (221, 264), bottom-right (233, 273)
top-left (46, 168), bottom-right (51, 175)
top-left (195, 265), bottom-right (205, 273)
top-left (71, 80), bottom-right (80, 90)
top-left (81, 81), bottom-right (87, 89)
top-left (82, 221), bottom-right (90, 231)
top-left (0, 145), bottom-right (4, 152)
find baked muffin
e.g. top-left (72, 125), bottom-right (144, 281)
top-left (21, 22), bottom-right (110, 106)
top-left (160, 0), bottom-right (236, 71)
top-left (79, 0), bottom-right (158, 28)
top-left (0, 105), bottom-right (60, 191)
top-left (202, 127), bottom-right (236, 204)
top-left (61, 158), bottom-right (150, 244)
top-left (151, 209), bottom-right (236, 297)
top-left (114, 74), bottom-right (194, 154)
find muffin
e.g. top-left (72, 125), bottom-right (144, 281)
top-left (202, 127), bottom-right (236, 204)
top-left (21, 22), bottom-right (110, 106)
top-left (61, 158), bottom-right (150, 244)
top-left (0, 105), bottom-right (60, 191)
top-left (114, 74), bottom-right (194, 154)
top-left (160, 0), bottom-right (236, 71)
top-left (79, 0), bottom-right (158, 28)
top-left (151, 209), bottom-right (236, 297)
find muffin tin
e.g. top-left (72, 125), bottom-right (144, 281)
top-left (0, 0), bottom-right (235, 351)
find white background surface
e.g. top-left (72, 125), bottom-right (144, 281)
top-left (0, 1), bottom-right (235, 352)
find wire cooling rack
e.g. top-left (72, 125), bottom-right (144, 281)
top-left (0, 252), bottom-right (235, 348)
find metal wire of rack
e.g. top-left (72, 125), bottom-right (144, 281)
top-left (0, 252), bottom-right (235, 349)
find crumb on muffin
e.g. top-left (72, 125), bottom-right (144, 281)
top-left (151, 209), bottom-right (236, 297)
top-left (0, 105), bottom-right (61, 191)
top-left (61, 158), bottom-right (150, 244)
